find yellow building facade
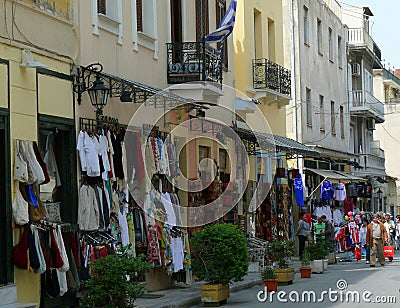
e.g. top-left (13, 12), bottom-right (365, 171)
top-left (0, 0), bottom-right (78, 306)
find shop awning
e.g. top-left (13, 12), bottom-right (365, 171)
top-left (233, 127), bottom-right (320, 157)
top-left (101, 71), bottom-right (189, 105)
top-left (305, 168), bottom-right (364, 182)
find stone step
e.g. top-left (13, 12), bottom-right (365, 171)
top-left (0, 284), bottom-right (17, 306)
top-left (0, 304), bottom-right (37, 308)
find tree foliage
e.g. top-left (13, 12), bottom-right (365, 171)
top-left (190, 223), bottom-right (249, 285)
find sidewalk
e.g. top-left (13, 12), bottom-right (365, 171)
top-left (134, 259), bottom-right (303, 308)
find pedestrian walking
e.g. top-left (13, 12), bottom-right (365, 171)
top-left (295, 213), bottom-right (311, 258)
top-left (366, 214), bottom-right (389, 267)
top-left (384, 213), bottom-right (395, 246)
top-left (395, 216), bottom-right (400, 250)
top-left (359, 219), bottom-right (370, 264)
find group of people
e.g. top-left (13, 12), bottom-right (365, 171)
top-left (295, 211), bottom-right (399, 268)
top-left (360, 213), bottom-right (400, 267)
top-left (295, 213), bottom-right (335, 257)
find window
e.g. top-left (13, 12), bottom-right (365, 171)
top-left (94, 0), bottom-right (122, 43)
top-left (219, 149), bottom-right (227, 171)
top-left (136, 0), bottom-right (143, 32)
top-left (254, 9), bottom-right (262, 59)
top-left (340, 106), bottom-right (344, 138)
top-left (196, 0), bottom-right (209, 42)
top-left (320, 95), bottom-right (325, 131)
top-left (306, 88), bottom-right (312, 126)
top-left (268, 18), bottom-right (276, 61)
top-left (317, 19), bottom-right (322, 54)
top-left (328, 28), bottom-right (333, 61)
top-left (304, 6), bottom-right (309, 45)
top-left (216, 0), bottom-right (228, 68)
top-left (338, 35), bottom-right (342, 67)
top-left (331, 101), bottom-right (336, 135)
top-left (98, 0), bottom-right (106, 14)
top-left (97, 0), bottom-right (118, 21)
top-left (137, 0), bottom-right (156, 37)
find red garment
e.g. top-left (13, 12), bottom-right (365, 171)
top-left (344, 198), bottom-right (354, 215)
top-left (32, 141), bottom-right (50, 184)
top-left (348, 222), bottom-right (359, 245)
top-left (304, 214), bottom-right (312, 226)
top-left (99, 247), bottom-right (108, 258)
top-left (69, 232), bottom-right (80, 270)
top-left (50, 229), bottom-right (64, 269)
top-left (13, 225), bottom-right (29, 268)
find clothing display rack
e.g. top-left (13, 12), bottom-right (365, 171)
top-left (247, 237), bottom-right (269, 271)
top-left (79, 117), bottom-right (127, 132)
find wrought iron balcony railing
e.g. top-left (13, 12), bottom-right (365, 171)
top-left (166, 42), bottom-right (222, 85)
top-left (253, 58), bottom-right (291, 96)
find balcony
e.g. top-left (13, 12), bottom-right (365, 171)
top-left (167, 42), bottom-right (222, 86)
top-left (348, 28), bottom-right (381, 63)
top-left (252, 58), bottom-right (291, 97)
top-left (350, 90), bottom-right (385, 123)
top-left (357, 153), bottom-right (386, 177)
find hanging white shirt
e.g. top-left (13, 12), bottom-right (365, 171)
top-left (334, 183), bottom-right (346, 201)
top-left (161, 192), bottom-right (176, 227)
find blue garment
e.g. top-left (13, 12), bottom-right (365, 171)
top-left (26, 185), bottom-right (38, 208)
top-left (294, 176), bottom-right (304, 206)
top-left (320, 180), bottom-right (334, 201)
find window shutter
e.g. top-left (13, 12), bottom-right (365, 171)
top-left (97, 0), bottom-right (106, 15)
top-left (137, 0), bottom-right (143, 32)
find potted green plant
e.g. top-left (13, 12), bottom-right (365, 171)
top-left (299, 252), bottom-right (312, 278)
top-left (305, 241), bottom-right (326, 274)
top-left (190, 223), bottom-right (249, 306)
top-left (268, 240), bottom-right (295, 285)
top-left (261, 266), bottom-right (278, 292)
top-left (80, 244), bottom-right (153, 308)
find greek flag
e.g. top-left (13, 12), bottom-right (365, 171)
top-left (204, 0), bottom-right (237, 44)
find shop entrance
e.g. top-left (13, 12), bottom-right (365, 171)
top-left (0, 113), bottom-right (12, 285)
top-left (37, 115), bottom-right (78, 307)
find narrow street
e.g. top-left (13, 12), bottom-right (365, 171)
top-left (193, 251), bottom-right (400, 307)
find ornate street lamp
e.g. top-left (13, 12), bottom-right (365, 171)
top-left (72, 63), bottom-right (110, 119)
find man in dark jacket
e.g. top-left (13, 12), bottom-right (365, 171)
top-left (321, 215), bottom-right (336, 261)
top-left (366, 214), bottom-right (388, 267)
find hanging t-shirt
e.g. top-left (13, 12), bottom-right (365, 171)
top-left (320, 180), bottom-right (334, 200)
top-left (334, 183), bottom-right (346, 201)
top-left (294, 176), bottom-right (304, 206)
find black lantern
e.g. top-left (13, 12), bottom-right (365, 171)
top-left (72, 63), bottom-right (110, 119)
top-left (88, 75), bottom-right (109, 118)
top-left (120, 90), bottom-right (132, 102)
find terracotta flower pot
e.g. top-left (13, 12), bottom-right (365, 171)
top-left (263, 279), bottom-right (279, 292)
top-left (299, 267), bottom-right (312, 278)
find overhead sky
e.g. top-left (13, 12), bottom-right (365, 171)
top-left (339, 0), bottom-right (399, 69)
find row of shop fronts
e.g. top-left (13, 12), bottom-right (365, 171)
top-left (1, 49), bottom-right (397, 306)
top-left (1, 1), bottom-right (398, 308)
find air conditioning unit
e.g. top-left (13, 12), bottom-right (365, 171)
top-left (366, 118), bottom-right (376, 130)
top-left (352, 63), bottom-right (361, 76)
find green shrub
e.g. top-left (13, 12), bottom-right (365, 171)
top-left (80, 244), bottom-right (153, 308)
top-left (300, 252), bottom-right (311, 267)
top-left (261, 266), bottom-right (277, 280)
top-left (305, 241), bottom-right (328, 261)
top-left (268, 240), bottom-right (295, 268)
top-left (190, 223), bottom-right (249, 285)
